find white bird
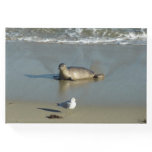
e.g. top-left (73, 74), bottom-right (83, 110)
top-left (57, 97), bottom-right (76, 109)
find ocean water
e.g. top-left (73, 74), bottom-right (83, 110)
top-left (6, 29), bottom-right (146, 105)
top-left (6, 28), bottom-right (147, 45)
top-left (6, 43), bottom-right (146, 107)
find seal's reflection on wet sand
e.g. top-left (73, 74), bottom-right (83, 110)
top-left (58, 78), bottom-right (101, 94)
top-left (24, 73), bottom-right (104, 95)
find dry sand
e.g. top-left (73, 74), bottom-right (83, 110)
top-left (6, 101), bottom-right (146, 123)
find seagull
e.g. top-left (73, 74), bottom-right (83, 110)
top-left (57, 97), bottom-right (76, 109)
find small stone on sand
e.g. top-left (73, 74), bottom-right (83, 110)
top-left (46, 114), bottom-right (63, 119)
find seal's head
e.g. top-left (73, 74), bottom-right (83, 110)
top-left (58, 63), bottom-right (66, 70)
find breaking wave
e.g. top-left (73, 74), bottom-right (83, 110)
top-left (6, 28), bottom-right (147, 45)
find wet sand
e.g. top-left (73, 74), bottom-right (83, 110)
top-left (6, 41), bottom-right (146, 123)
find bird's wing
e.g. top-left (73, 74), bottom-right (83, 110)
top-left (60, 100), bottom-right (70, 108)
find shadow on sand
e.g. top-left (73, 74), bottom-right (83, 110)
top-left (37, 108), bottom-right (61, 113)
top-left (24, 74), bottom-right (59, 80)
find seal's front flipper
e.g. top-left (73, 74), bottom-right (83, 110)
top-left (68, 77), bottom-right (74, 81)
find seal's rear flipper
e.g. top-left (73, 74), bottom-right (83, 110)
top-left (94, 74), bottom-right (104, 80)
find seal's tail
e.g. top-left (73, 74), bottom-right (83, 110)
top-left (94, 73), bottom-right (104, 79)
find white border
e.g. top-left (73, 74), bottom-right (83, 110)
top-left (1, 0), bottom-right (152, 152)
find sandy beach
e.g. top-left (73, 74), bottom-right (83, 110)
top-left (6, 101), bottom-right (146, 123)
top-left (6, 40), bottom-right (146, 123)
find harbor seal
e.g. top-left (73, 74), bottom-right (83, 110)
top-left (58, 63), bottom-right (104, 81)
